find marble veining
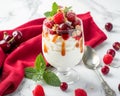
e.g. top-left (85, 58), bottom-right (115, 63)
top-left (1, 0), bottom-right (120, 96)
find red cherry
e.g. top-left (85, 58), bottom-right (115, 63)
top-left (54, 12), bottom-right (64, 24)
top-left (113, 42), bottom-right (120, 51)
top-left (107, 49), bottom-right (116, 57)
top-left (58, 23), bottom-right (71, 30)
top-left (103, 54), bottom-right (113, 65)
top-left (0, 40), bottom-right (11, 52)
top-left (32, 85), bottom-right (45, 96)
top-left (12, 31), bottom-right (23, 43)
top-left (105, 22), bottom-right (113, 31)
top-left (62, 33), bottom-right (69, 40)
top-left (75, 88), bottom-right (87, 96)
top-left (45, 20), bottom-right (54, 28)
top-left (66, 11), bottom-right (76, 22)
top-left (60, 82), bottom-right (68, 91)
top-left (118, 84), bottom-right (120, 92)
top-left (72, 18), bottom-right (81, 27)
top-left (101, 65), bottom-right (110, 75)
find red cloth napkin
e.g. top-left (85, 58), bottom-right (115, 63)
top-left (0, 12), bottom-right (107, 96)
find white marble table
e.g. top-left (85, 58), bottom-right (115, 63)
top-left (1, 0), bottom-right (120, 96)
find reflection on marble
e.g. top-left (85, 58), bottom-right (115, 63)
top-left (1, 0), bottom-right (120, 96)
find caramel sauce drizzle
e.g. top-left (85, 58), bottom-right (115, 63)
top-left (75, 42), bottom-right (79, 48)
top-left (44, 43), bottom-right (48, 53)
top-left (79, 38), bottom-right (83, 53)
top-left (61, 41), bottom-right (66, 56)
top-left (52, 35), bottom-right (58, 43)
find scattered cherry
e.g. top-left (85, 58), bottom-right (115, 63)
top-left (118, 84), bottom-right (120, 92)
top-left (54, 12), bottom-right (65, 24)
top-left (113, 42), bottom-right (120, 51)
top-left (75, 88), bottom-right (87, 96)
top-left (105, 22), bottom-right (113, 32)
top-left (103, 54), bottom-right (113, 65)
top-left (107, 49), bottom-right (116, 57)
top-left (60, 82), bottom-right (68, 91)
top-left (101, 65), bottom-right (110, 75)
top-left (66, 11), bottom-right (76, 22)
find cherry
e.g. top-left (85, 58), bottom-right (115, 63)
top-left (72, 18), bottom-right (81, 27)
top-left (103, 54), bottom-right (113, 65)
top-left (107, 49), bottom-right (116, 57)
top-left (60, 82), bottom-right (68, 91)
top-left (62, 33), bottom-right (69, 40)
top-left (105, 22), bottom-right (113, 31)
top-left (113, 42), bottom-right (120, 51)
top-left (54, 12), bottom-right (64, 24)
top-left (0, 40), bottom-right (11, 52)
top-left (118, 84), bottom-right (120, 92)
top-left (45, 20), bottom-right (54, 28)
top-left (3, 32), bottom-right (13, 41)
top-left (12, 31), bottom-right (23, 43)
top-left (101, 65), bottom-right (110, 75)
top-left (58, 23), bottom-right (71, 30)
top-left (66, 11), bottom-right (76, 22)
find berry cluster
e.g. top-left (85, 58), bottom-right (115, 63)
top-left (44, 7), bottom-right (81, 40)
top-left (0, 31), bottom-right (23, 53)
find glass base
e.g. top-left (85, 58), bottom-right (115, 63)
top-left (53, 68), bottom-right (79, 84)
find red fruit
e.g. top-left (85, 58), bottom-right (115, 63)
top-left (101, 65), bottom-right (110, 75)
top-left (32, 85), bottom-right (45, 96)
top-left (72, 18), bottom-right (81, 27)
top-left (12, 31), bottom-right (23, 43)
top-left (66, 11), bottom-right (76, 22)
top-left (103, 54), bottom-right (113, 65)
top-left (107, 49), bottom-right (116, 57)
top-left (75, 88), bottom-right (87, 96)
top-left (54, 12), bottom-right (64, 24)
top-left (45, 20), bottom-right (54, 28)
top-left (0, 40), bottom-right (11, 52)
top-left (60, 82), bottom-right (68, 91)
top-left (113, 42), bottom-right (120, 51)
top-left (118, 84), bottom-right (120, 92)
top-left (62, 33), bottom-right (69, 40)
top-left (105, 22), bottom-right (113, 31)
top-left (58, 23), bottom-right (71, 30)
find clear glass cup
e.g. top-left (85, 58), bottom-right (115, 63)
top-left (42, 18), bottom-right (84, 84)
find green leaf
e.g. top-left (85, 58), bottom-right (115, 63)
top-left (35, 53), bottom-right (46, 72)
top-left (44, 2), bottom-right (58, 17)
top-left (51, 2), bottom-right (58, 15)
top-left (25, 67), bottom-right (37, 79)
top-left (43, 70), bottom-right (61, 86)
top-left (44, 11), bottom-right (51, 17)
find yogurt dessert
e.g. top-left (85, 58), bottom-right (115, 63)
top-left (42, 3), bottom-right (84, 71)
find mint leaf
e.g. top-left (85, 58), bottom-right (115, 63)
top-left (51, 2), bottom-right (58, 15)
top-left (25, 67), bottom-right (37, 79)
top-left (44, 11), bottom-right (51, 17)
top-left (35, 53), bottom-right (46, 73)
top-left (44, 2), bottom-right (58, 17)
top-left (43, 70), bottom-right (61, 86)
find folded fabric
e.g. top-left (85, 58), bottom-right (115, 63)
top-left (0, 12), bottom-right (107, 96)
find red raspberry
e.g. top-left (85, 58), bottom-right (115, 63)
top-left (103, 54), bottom-right (113, 65)
top-left (60, 82), bottom-right (68, 91)
top-left (53, 12), bottom-right (64, 24)
top-left (75, 88), bottom-right (87, 96)
top-left (101, 65), bottom-right (110, 75)
top-left (32, 85), bottom-right (45, 96)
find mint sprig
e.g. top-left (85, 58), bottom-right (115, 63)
top-left (44, 2), bottom-right (59, 17)
top-left (24, 53), bottom-right (61, 86)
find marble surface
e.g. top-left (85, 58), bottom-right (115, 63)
top-left (0, 0), bottom-right (120, 96)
